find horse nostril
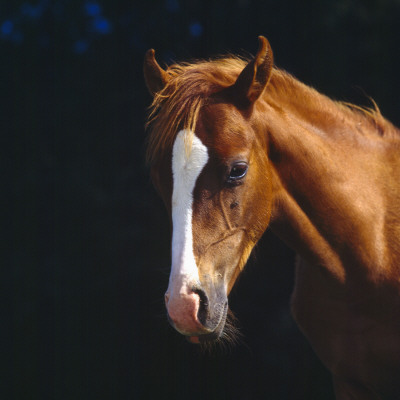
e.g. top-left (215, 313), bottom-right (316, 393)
top-left (192, 287), bottom-right (209, 326)
top-left (164, 292), bottom-right (170, 305)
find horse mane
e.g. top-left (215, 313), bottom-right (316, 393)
top-left (145, 56), bottom-right (399, 165)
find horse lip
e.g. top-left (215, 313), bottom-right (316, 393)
top-left (166, 313), bottom-right (212, 336)
top-left (188, 301), bottom-right (228, 343)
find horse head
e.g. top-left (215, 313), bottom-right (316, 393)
top-left (144, 37), bottom-right (275, 343)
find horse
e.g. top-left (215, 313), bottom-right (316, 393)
top-left (143, 36), bottom-right (400, 399)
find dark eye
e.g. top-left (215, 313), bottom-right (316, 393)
top-left (227, 162), bottom-right (248, 183)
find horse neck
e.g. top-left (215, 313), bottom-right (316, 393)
top-left (261, 72), bottom-right (393, 285)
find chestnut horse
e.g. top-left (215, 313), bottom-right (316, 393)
top-left (144, 37), bottom-right (400, 399)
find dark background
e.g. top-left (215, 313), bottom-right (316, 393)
top-left (4, 0), bottom-right (400, 399)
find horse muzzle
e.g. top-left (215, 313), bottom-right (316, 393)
top-left (165, 282), bottom-right (228, 342)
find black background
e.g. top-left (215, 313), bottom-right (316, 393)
top-left (4, 0), bottom-right (400, 399)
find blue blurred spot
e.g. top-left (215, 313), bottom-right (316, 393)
top-left (1, 20), bottom-right (14, 36)
top-left (165, 0), bottom-right (179, 13)
top-left (84, 1), bottom-right (101, 17)
top-left (74, 39), bottom-right (89, 54)
top-left (189, 22), bottom-right (203, 38)
top-left (91, 16), bottom-right (112, 34)
top-left (20, 2), bottom-right (44, 19)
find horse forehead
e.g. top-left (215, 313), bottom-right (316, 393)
top-left (197, 104), bottom-right (253, 154)
top-left (201, 102), bottom-right (246, 130)
top-left (171, 130), bottom-right (209, 185)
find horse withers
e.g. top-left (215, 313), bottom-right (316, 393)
top-left (144, 36), bottom-right (400, 399)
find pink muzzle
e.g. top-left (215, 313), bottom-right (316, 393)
top-left (164, 285), bottom-right (204, 335)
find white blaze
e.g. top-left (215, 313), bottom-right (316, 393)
top-left (168, 130), bottom-right (209, 295)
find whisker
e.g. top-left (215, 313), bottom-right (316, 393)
top-left (196, 308), bottom-right (244, 355)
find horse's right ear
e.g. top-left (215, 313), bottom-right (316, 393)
top-left (143, 49), bottom-right (169, 96)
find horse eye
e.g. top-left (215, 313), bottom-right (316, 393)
top-left (227, 162), bottom-right (248, 182)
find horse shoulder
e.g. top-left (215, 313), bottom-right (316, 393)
top-left (291, 257), bottom-right (400, 396)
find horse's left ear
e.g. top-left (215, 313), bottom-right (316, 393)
top-left (143, 49), bottom-right (170, 96)
top-left (232, 36), bottom-right (274, 105)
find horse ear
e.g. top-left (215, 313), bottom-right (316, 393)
top-left (143, 49), bottom-right (169, 96)
top-left (232, 36), bottom-right (274, 105)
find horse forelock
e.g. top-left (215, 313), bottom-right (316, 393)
top-left (145, 57), bottom-right (248, 165)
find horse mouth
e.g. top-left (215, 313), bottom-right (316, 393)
top-left (187, 301), bottom-right (228, 344)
